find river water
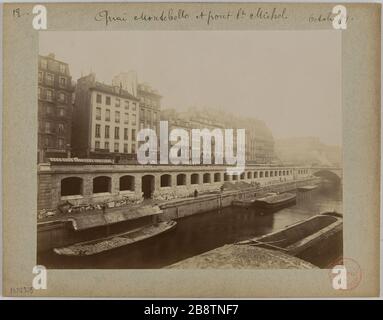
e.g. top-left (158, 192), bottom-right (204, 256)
top-left (38, 182), bottom-right (342, 269)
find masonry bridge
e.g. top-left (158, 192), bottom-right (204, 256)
top-left (38, 159), bottom-right (321, 211)
top-left (309, 166), bottom-right (342, 183)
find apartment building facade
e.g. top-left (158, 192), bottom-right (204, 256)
top-left (38, 53), bottom-right (74, 162)
top-left (72, 73), bottom-right (140, 161)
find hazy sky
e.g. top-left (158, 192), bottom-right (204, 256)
top-left (40, 31), bottom-right (341, 145)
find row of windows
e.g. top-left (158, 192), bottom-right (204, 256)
top-left (94, 141), bottom-right (136, 153)
top-left (139, 122), bottom-right (157, 131)
top-left (42, 122), bottom-right (66, 135)
top-left (95, 125), bottom-right (136, 140)
top-left (42, 135), bottom-right (66, 149)
top-left (298, 169), bottom-right (309, 174)
top-left (43, 105), bottom-right (67, 117)
top-left (139, 96), bottom-right (160, 108)
top-left (38, 71), bottom-right (67, 88)
top-left (139, 109), bottom-right (158, 122)
top-left (40, 59), bottom-right (67, 74)
top-left (95, 108), bottom-right (136, 125)
top-left (96, 93), bottom-right (137, 110)
top-left (38, 87), bottom-right (69, 103)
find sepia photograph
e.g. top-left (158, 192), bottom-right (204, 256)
top-left (2, 1), bottom-right (380, 299)
top-left (36, 30), bottom-right (343, 270)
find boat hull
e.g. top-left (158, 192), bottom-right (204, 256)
top-left (297, 185), bottom-right (318, 192)
top-left (53, 220), bottom-right (177, 256)
top-left (253, 197), bottom-right (296, 209)
top-left (237, 212), bottom-right (343, 258)
top-left (232, 199), bottom-right (255, 208)
top-left (232, 193), bottom-right (297, 210)
top-left (253, 192), bottom-right (297, 210)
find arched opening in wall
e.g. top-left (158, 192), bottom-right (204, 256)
top-left (160, 174), bottom-right (172, 187)
top-left (203, 173), bottom-right (211, 183)
top-left (265, 171), bottom-right (269, 178)
top-left (191, 173), bottom-right (199, 185)
top-left (61, 177), bottom-right (83, 197)
top-left (313, 170), bottom-right (341, 185)
top-left (177, 174), bottom-right (186, 186)
top-left (232, 175), bottom-right (238, 181)
top-left (283, 171), bottom-right (286, 176)
top-left (260, 172), bottom-right (264, 178)
top-left (279, 170), bottom-right (282, 176)
top-left (275, 171), bottom-right (278, 176)
top-left (240, 172), bottom-right (245, 180)
top-left (142, 175), bottom-right (155, 199)
top-left (224, 173), bottom-right (229, 181)
top-left (93, 176), bottom-right (111, 194)
top-left (247, 172), bottom-right (252, 179)
top-left (254, 172), bottom-right (258, 178)
top-left (214, 173), bottom-right (221, 182)
top-left (119, 175), bottom-right (135, 191)
top-left (270, 171), bottom-right (274, 177)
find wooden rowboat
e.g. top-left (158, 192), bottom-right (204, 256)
top-left (236, 212), bottom-right (342, 256)
top-left (53, 220), bottom-right (177, 256)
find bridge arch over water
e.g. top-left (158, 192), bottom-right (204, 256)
top-left (311, 168), bottom-right (342, 184)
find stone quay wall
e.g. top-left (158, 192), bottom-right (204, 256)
top-left (37, 176), bottom-right (319, 253)
top-left (37, 162), bottom-right (312, 212)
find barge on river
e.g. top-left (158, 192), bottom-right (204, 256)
top-left (232, 192), bottom-right (296, 210)
top-left (236, 212), bottom-right (343, 256)
top-left (297, 185), bottom-right (318, 192)
top-left (53, 220), bottom-right (177, 256)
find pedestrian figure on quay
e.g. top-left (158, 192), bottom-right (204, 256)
top-left (194, 189), bottom-right (198, 198)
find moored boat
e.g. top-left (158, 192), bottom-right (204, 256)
top-left (53, 220), bottom-right (177, 256)
top-left (297, 185), bottom-right (318, 192)
top-left (236, 212), bottom-right (342, 256)
top-left (232, 198), bottom-right (256, 208)
top-left (253, 192), bottom-right (296, 209)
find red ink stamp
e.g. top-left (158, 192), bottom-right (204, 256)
top-left (328, 257), bottom-right (362, 290)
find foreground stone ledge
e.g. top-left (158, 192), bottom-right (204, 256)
top-left (166, 244), bottom-right (317, 269)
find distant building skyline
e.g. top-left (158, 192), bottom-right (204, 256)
top-left (40, 30), bottom-right (342, 146)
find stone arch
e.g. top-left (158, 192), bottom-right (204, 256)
top-left (203, 173), bottom-right (211, 183)
top-left (177, 173), bottom-right (187, 186)
top-left (191, 173), bottom-right (199, 185)
top-left (161, 174), bottom-right (172, 187)
top-left (313, 170), bottom-right (341, 183)
top-left (93, 176), bottom-right (111, 193)
top-left (119, 175), bottom-right (135, 191)
top-left (61, 177), bottom-right (83, 196)
top-left (142, 175), bottom-right (155, 199)
top-left (214, 172), bottom-right (221, 182)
